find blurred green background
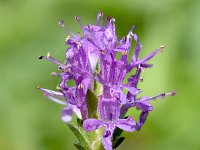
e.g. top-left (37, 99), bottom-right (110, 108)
top-left (0, 0), bottom-right (200, 150)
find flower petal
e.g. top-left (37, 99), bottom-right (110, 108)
top-left (135, 101), bottom-right (153, 111)
top-left (132, 33), bottom-right (142, 63)
top-left (71, 105), bottom-right (82, 119)
top-left (37, 87), bottom-right (64, 98)
top-left (102, 126), bottom-right (115, 150)
top-left (46, 95), bottom-right (66, 105)
top-left (83, 119), bottom-right (103, 131)
top-left (116, 116), bottom-right (136, 132)
top-left (61, 106), bottom-right (73, 122)
top-left (123, 86), bottom-right (141, 95)
top-left (136, 111), bottom-right (149, 130)
top-left (133, 47), bottom-right (161, 67)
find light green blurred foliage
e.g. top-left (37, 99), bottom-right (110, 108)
top-left (0, 0), bottom-right (199, 150)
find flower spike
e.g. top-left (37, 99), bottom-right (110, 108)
top-left (37, 11), bottom-right (175, 150)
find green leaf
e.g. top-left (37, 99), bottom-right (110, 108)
top-left (77, 118), bottom-right (83, 127)
top-left (112, 128), bottom-right (125, 149)
top-left (113, 137), bottom-right (125, 149)
top-left (113, 127), bottom-right (123, 141)
top-left (74, 141), bottom-right (87, 150)
top-left (67, 123), bottom-right (90, 150)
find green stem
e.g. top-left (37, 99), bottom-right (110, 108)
top-left (85, 80), bottom-right (104, 150)
top-left (87, 128), bottom-right (104, 150)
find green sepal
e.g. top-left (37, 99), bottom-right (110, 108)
top-left (86, 89), bottom-right (98, 118)
top-left (67, 123), bottom-right (90, 150)
top-left (93, 80), bottom-right (103, 96)
top-left (113, 127), bottom-right (123, 141)
top-left (74, 141), bottom-right (87, 150)
top-left (112, 127), bottom-right (124, 149)
top-left (112, 137), bottom-right (125, 149)
top-left (77, 118), bottom-right (83, 127)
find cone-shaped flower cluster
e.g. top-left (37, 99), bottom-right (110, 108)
top-left (37, 12), bottom-right (176, 150)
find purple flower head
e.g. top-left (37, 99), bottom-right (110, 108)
top-left (83, 95), bottom-right (136, 150)
top-left (38, 11), bottom-right (176, 150)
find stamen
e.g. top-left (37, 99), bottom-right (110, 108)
top-left (39, 52), bottom-right (63, 66)
top-left (58, 20), bottom-right (64, 27)
top-left (110, 18), bottom-right (115, 24)
top-left (166, 90), bottom-right (176, 96)
top-left (78, 83), bottom-right (83, 89)
top-left (56, 86), bottom-right (62, 91)
top-left (38, 56), bottom-right (44, 59)
top-left (58, 19), bottom-right (77, 38)
top-left (160, 45), bottom-right (165, 52)
top-left (76, 42), bottom-right (82, 49)
top-left (75, 16), bottom-right (84, 28)
top-left (129, 31), bottom-right (134, 37)
top-left (132, 46), bottom-right (162, 68)
top-left (122, 36), bottom-right (127, 42)
top-left (36, 86), bottom-right (64, 98)
top-left (107, 16), bottom-right (111, 22)
top-left (35, 85), bottom-right (41, 89)
top-left (127, 26), bottom-right (135, 40)
top-left (96, 11), bottom-right (104, 26)
top-left (100, 50), bottom-right (105, 54)
top-left (139, 90), bottom-right (176, 102)
top-left (46, 95), bottom-right (66, 105)
top-left (95, 70), bottom-right (99, 75)
top-left (51, 72), bottom-right (61, 76)
top-left (139, 77), bottom-right (144, 82)
top-left (160, 45), bottom-right (165, 49)
top-left (65, 36), bottom-right (71, 43)
top-left (47, 52), bottom-right (51, 57)
top-left (122, 50), bottom-right (128, 55)
top-left (58, 66), bottom-right (68, 72)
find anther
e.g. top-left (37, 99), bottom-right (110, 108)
top-left (51, 72), bottom-right (59, 76)
top-left (160, 45), bottom-right (165, 52)
top-left (87, 37), bottom-right (91, 41)
top-left (122, 36), bottom-right (127, 42)
top-left (100, 50), bottom-right (105, 54)
top-left (160, 93), bottom-right (166, 98)
top-left (99, 12), bottom-right (104, 16)
top-left (35, 85), bottom-right (41, 89)
top-left (160, 45), bottom-right (165, 49)
top-left (58, 19), bottom-right (77, 38)
top-left (107, 16), bottom-right (111, 21)
top-left (59, 66), bottom-right (64, 71)
top-left (65, 36), bottom-right (70, 43)
top-left (75, 16), bottom-right (83, 28)
top-left (75, 16), bottom-right (80, 21)
top-left (78, 83), bottom-right (83, 89)
top-left (129, 31), bottom-right (134, 37)
top-left (96, 12), bottom-right (104, 26)
top-left (140, 77), bottom-right (144, 82)
top-left (38, 56), bottom-right (44, 59)
top-left (76, 42), bottom-right (81, 49)
top-left (56, 86), bottom-right (62, 91)
top-left (58, 20), bottom-right (64, 27)
top-left (47, 52), bottom-right (51, 58)
top-left (95, 70), bottom-right (98, 75)
top-left (171, 90), bottom-right (176, 96)
top-left (110, 18), bottom-right (115, 23)
top-left (122, 50), bottom-right (128, 55)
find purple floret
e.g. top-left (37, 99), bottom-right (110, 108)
top-left (83, 96), bottom-right (136, 150)
top-left (37, 11), bottom-right (176, 150)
